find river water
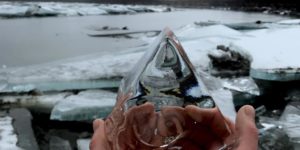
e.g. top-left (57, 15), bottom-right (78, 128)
top-left (0, 8), bottom-right (290, 68)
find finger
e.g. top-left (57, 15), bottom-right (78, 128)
top-left (185, 105), bottom-right (231, 140)
top-left (235, 105), bottom-right (258, 150)
top-left (93, 119), bottom-right (103, 131)
top-left (90, 119), bottom-right (110, 150)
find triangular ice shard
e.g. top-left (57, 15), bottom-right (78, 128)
top-left (104, 28), bottom-right (232, 150)
top-left (120, 27), bottom-right (215, 111)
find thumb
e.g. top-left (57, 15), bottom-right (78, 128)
top-left (235, 105), bottom-right (258, 150)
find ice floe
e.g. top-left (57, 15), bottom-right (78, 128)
top-left (50, 90), bottom-right (116, 121)
top-left (232, 26), bottom-right (300, 81)
top-left (0, 1), bottom-right (172, 18)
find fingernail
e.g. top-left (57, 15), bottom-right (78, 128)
top-left (243, 105), bottom-right (255, 119)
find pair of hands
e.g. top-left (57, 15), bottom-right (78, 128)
top-left (90, 105), bottom-right (258, 150)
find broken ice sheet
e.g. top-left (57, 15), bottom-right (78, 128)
top-left (258, 103), bottom-right (300, 149)
top-left (259, 126), bottom-right (294, 150)
top-left (0, 46), bottom-right (146, 93)
top-left (257, 111), bottom-right (294, 150)
top-left (50, 90), bottom-right (116, 121)
top-left (279, 104), bottom-right (300, 140)
top-left (222, 77), bottom-right (260, 96)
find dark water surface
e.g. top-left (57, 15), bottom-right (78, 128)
top-left (0, 9), bottom-right (289, 68)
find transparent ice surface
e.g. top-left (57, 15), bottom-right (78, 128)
top-left (105, 28), bottom-right (234, 149)
top-left (222, 77), bottom-right (260, 96)
top-left (50, 90), bottom-right (116, 121)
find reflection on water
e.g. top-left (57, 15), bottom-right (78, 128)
top-left (0, 8), bottom-right (289, 68)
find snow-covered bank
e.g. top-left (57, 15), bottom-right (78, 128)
top-left (0, 1), bottom-right (172, 18)
top-left (0, 116), bottom-right (22, 150)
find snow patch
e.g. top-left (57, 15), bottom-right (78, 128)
top-left (0, 116), bottom-right (22, 150)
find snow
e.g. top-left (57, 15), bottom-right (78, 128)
top-left (175, 24), bottom-right (244, 41)
top-left (0, 47), bottom-right (145, 84)
top-left (0, 116), bottom-right (22, 150)
top-left (186, 85), bottom-right (203, 97)
top-left (176, 25), bottom-right (246, 72)
top-left (0, 2), bottom-right (172, 18)
top-left (0, 4), bottom-right (28, 17)
top-left (277, 19), bottom-right (300, 25)
top-left (232, 26), bottom-right (300, 81)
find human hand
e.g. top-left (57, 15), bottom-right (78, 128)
top-left (90, 105), bottom-right (258, 150)
top-left (179, 105), bottom-right (258, 150)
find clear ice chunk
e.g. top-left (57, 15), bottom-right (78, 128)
top-left (105, 28), bottom-right (234, 149)
top-left (50, 90), bottom-right (116, 121)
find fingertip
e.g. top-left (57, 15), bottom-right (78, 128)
top-left (236, 105), bottom-right (258, 150)
top-left (236, 105), bottom-right (256, 132)
top-left (93, 119), bottom-right (104, 131)
top-left (242, 105), bottom-right (255, 120)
